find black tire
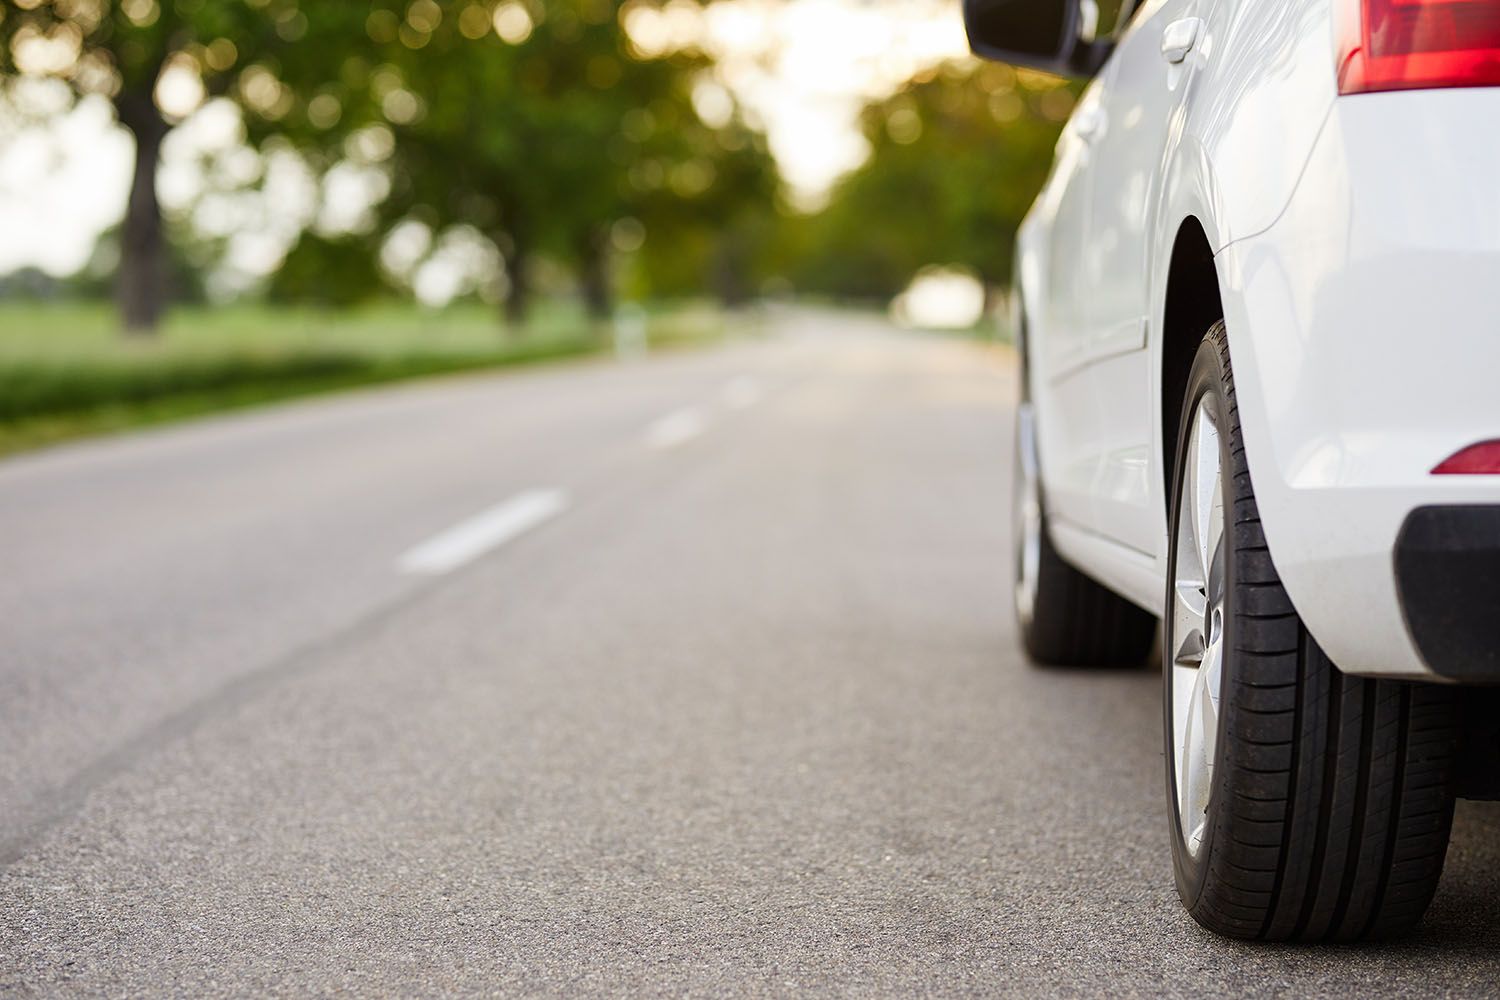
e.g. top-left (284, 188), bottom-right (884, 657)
top-left (1166, 322), bottom-right (1460, 942)
top-left (1012, 356), bottom-right (1155, 668)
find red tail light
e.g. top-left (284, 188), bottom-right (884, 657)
top-left (1432, 440), bottom-right (1500, 474)
top-left (1337, 0), bottom-right (1500, 94)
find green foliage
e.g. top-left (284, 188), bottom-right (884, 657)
top-left (0, 351), bottom-right (369, 422)
top-left (0, 300), bottom-right (731, 451)
top-left (3, 0), bottom-right (780, 323)
top-left (249, 0), bottom-right (780, 315)
top-left (0, 0), bottom-right (274, 100)
top-left (267, 233), bottom-right (387, 307)
top-left (786, 60), bottom-right (1076, 302)
top-left (629, 113), bottom-right (781, 304)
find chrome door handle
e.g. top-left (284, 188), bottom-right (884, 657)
top-left (1161, 17), bottom-right (1202, 64)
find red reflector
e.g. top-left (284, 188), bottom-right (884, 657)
top-left (1433, 440), bottom-right (1500, 474)
top-left (1337, 0), bottom-right (1500, 94)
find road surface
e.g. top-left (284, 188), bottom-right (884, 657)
top-left (2, 309), bottom-right (1497, 996)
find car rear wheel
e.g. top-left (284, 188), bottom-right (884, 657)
top-left (1012, 383), bottom-right (1155, 667)
top-left (1166, 321), bottom-right (1460, 941)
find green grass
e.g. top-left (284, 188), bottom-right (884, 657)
top-left (0, 300), bottom-right (730, 455)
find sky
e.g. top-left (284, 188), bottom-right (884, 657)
top-left (0, 0), bottom-right (970, 283)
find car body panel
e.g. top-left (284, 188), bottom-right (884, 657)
top-left (1216, 88), bottom-right (1500, 678)
top-left (1189, 0), bottom-right (1337, 247)
top-left (1083, 0), bottom-right (1205, 553)
top-left (1030, 82), bottom-right (1110, 531)
top-left (1086, 0), bottom-right (1201, 360)
top-left (1022, 0), bottom-right (1333, 567)
top-left (1019, 0), bottom-right (1500, 678)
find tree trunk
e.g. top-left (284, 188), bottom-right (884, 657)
top-left (578, 227), bottom-right (612, 322)
top-left (114, 90), bottom-right (171, 336)
top-left (713, 231), bottom-right (749, 308)
top-left (499, 233), bottom-right (531, 330)
top-left (503, 255), bottom-right (530, 328)
top-left (980, 280), bottom-right (1006, 338)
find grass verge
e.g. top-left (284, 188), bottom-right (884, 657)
top-left (0, 300), bottom-right (728, 456)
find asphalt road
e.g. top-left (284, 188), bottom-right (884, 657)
top-left (2, 309), bottom-right (1498, 997)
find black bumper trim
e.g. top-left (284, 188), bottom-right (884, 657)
top-left (1394, 505), bottom-right (1500, 682)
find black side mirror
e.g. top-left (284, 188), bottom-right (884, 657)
top-left (963, 0), bottom-right (1109, 77)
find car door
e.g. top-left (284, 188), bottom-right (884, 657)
top-left (1078, 0), bottom-right (1210, 552)
top-left (1032, 80), bottom-right (1110, 531)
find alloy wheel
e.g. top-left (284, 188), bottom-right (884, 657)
top-left (1170, 396), bottom-right (1227, 859)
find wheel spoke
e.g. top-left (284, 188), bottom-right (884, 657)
top-left (1194, 647), bottom-right (1218, 783)
top-left (1176, 421), bottom-right (1206, 588)
top-left (1178, 656), bottom-right (1217, 846)
top-left (1202, 631), bottom-right (1223, 710)
top-left (1180, 663), bottom-right (1206, 816)
top-left (1173, 620), bottom-right (1204, 669)
top-left (1192, 407), bottom-right (1221, 587)
top-left (1173, 582), bottom-right (1206, 648)
top-left (1171, 663), bottom-right (1197, 816)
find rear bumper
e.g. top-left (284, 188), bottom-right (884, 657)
top-left (1396, 506), bottom-right (1500, 681)
top-left (1217, 89), bottom-right (1500, 680)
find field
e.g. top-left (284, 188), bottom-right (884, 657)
top-left (0, 300), bottom-right (729, 455)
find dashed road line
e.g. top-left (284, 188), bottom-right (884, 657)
top-left (397, 489), bottom-right (570, 575)
top-left (644, 407), bottom-right (708, 450)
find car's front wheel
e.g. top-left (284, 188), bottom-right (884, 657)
top-left (1165, 322), bottom-right (1460, 942)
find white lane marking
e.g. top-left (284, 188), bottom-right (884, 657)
top-left (722, 376), bottom-right (763, 410)
top-left (398, 489), bottom-right (570, 575)
top-left (644, 407), bottom-right (707, 450)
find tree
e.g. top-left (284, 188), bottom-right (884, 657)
top-left (1, 0), bottom-right (287, 333)
top-left (787, 60), bottom-right (1076, 306)
top-left (626, 93), bottom-right (781, 307)
top-left (266, 232), bottom-right (387, 308)
top-left (272, 0), bottom-right (763, 326)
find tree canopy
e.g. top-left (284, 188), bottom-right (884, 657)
top-left (785, 59), bottom-right (1076, 304)
top-left (2, 0), bottom-right (290, 329)
top-left (3, 0), bottom-right (777, 331)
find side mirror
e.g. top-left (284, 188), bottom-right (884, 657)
top-left (962, 0), bottom-right (1109, 77)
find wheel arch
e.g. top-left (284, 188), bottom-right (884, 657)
top-left (1158, 217), bottom-right (1225, 514)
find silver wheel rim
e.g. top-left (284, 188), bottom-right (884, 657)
top-left (1170, 396), bottom-right (1227, 859)
top-left (1014, 402), bottom-right (1041, 627)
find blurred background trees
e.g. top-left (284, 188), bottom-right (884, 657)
top-left (0, 0), bottom-right (284, 331)
top-left (782, 60), bottom-right (1073, 311)
top-left (1, 0), bottom-right (1073, 337)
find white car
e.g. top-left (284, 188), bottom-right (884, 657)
top-left (966, 0), bottom-right (1500, 941)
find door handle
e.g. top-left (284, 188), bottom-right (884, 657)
top-left (1161, 17), bottom-right (1202, 64)
top-left (1073, 105), bottom-right (1105, 142)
